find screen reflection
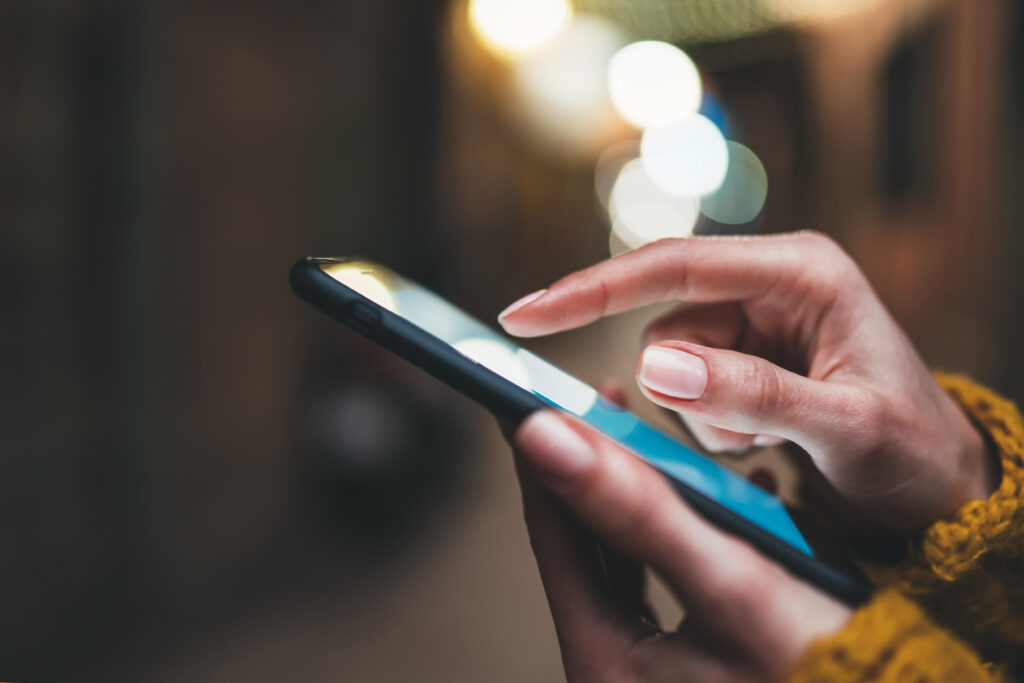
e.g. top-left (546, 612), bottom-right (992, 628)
top-left (320, 260), bottom-right (813, 556)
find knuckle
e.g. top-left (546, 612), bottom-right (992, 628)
top-left (794, 229), bottom-right (839, 255)
top-left (745, 360), bottom-right (783, 424)
top-left (794, 231), bottom-right (860, 286)
top-left (848, 390), bottom-right (891, 446)
top-left (702, 547), bottom-right (776, 608)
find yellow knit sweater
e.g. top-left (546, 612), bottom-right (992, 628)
top-left (788, 375), bottom-right (1024, 683)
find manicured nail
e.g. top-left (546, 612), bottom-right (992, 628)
top-left (498, 289), bottom-right (547, 322)
top-left (752, 434), bottom-right (786, 448)
top-left (639, 346), bottom-right (708, 400)
top-left (517, 411), bottom-right (596, 485)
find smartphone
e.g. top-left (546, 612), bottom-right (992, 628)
top-left (290, 257), bottom-right (873, 606)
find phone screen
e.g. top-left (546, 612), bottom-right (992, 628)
top-left (319, 260), bottom-right (814, 557)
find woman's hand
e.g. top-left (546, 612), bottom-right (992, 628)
top-left (513, 410), bottom-right (851, 682)
top-left (500, 233), bottom-right (996, 532)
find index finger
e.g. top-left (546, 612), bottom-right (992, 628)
top-left (498, 234), bottom-right (811, 338)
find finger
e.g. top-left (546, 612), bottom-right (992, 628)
top-left (642, 301), bottom-right (746, 349)
top-left (636, 340), bottom-right (863, 456)
top-left (684, 417), bottom-right (756, 454)
top-left (514, 410), bottom-right (780, 625)
top-left (514, 464), bottom-right (642, 674)
top-left (643, 302), bottom-right (765, 453)
top-left (498, 233), bottom-right (842, 337)
top-left (596, 379), bottom-right (628, 409)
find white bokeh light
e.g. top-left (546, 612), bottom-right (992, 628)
top-left (699, 142), bottom-right (768, 225)
top-left (594, 139), bottom-right (640, 213)
top-left (468, 0), bottom-right (572, 60)
top-left (640, 114), bottom-right (729, 197)
top-left (513, 15), bottom-right (626, 151)
top-left (607, 41), bottom-right (702, 129)
top-left (608, 159), bottom-right (700, 250)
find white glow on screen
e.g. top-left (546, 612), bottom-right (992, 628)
top-left (468, 0), bottom-right (572, 60)
top-left (513, 15), bottom-right (625, 151)
top-left (517, 350), bottom-right (598, 414)
top-left (453, 337), bottom-right (531, 390)
top-left (320, 262), bottom-right (397, 312)
top-left (699, 142), bottom-right (768, 225)
top-left (607, 41), bottom-right (701, 129)
top-left (640, 114), bottom-right (729, 197)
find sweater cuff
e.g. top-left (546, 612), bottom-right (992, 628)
top-left (909, 374), bottom-right (1024, 583)
top-left (787, 589), bottom-right (1000, 683)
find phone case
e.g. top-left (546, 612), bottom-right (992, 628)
top-left (290, 257), bottom-right (874, 606)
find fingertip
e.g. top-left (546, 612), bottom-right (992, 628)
top-left (497, 289), bottom-right (548, 334)
top-left (516, 411), bottom-right (598, 487)
top-left (596, 379), bottom-right (628, 409)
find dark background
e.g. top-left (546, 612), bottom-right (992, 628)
top-left (2, 0), bottom-right (1022, 680)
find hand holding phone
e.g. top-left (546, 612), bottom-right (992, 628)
top-left (290, 255), bottom-right (873, 605)
top-left (498, 232), bottom-right (996, 536)
top-left (513, 409), bottom-right (852, 683)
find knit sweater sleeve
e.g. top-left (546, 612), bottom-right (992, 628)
top-left (787, 589), bottom-right (1002, 683)
top-left (864, 374), bottom-right (1024, 666)
top-left (787, 375), bottom-right (1024, 682)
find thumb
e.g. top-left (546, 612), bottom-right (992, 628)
top-left (636, 341), bottom-right (858, 453)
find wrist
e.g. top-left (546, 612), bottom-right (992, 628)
top-left (959, 413), bottom-right (1001, 503)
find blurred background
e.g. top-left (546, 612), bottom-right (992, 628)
top-left (2, 0), bottom-right (1022, 679)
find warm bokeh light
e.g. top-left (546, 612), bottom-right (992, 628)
top-left (513, 15), bottom-right (626, 153)
top-left (468, 0), bottom-right (573, 60)
top-left (765, 0), bottom-right (884, 23)
top-left (699, 142), bottom-right (768, 225)
top-left (607, 40), bottom-right (702, 129)
top-left (608, 159), bottom-right (700, 251)
top-left (640, 114), bottom-right (729, 197)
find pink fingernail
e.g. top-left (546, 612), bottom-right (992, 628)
top-left (498, 289), bottom-right (547, 322)
top-left (516, 411), bottom-right (595, 485)
top-left (639, 346), bottom-right (708, 400)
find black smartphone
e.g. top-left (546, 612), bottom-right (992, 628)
top-left (290, 256), bottom-right (874, 606)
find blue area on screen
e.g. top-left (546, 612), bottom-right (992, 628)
top-left (346, 269), bottom-right (814, 557)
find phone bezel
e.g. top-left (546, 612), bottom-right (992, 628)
top-left (290, 257), bottom-right (874, 606)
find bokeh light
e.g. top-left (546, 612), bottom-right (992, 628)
top-left (608, 159), bottom-right (700, 250)
top-left (594, 139), bottom-right (640, 213)
top-left (765, 0), bottom-right (884, 23)
top-left (607, 41), bottom-right (702, 129)
top-left (513, 15), bottom-right (626, 153)
top-left (640, 114), bottom-right (729, 197)
top-left (468, 0), bottom-right (573, 60)
top-left (699, 142), bottom-right (768, 225)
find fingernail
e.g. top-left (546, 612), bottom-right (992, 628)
top-left (517, 411), bottom-right (596, 485)
top-left (498, 289), bottom-right (547, 322)
top-left (639, 346), bottom-right (708, 400)
top-left (752, 434), bottom-right (786, 448)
